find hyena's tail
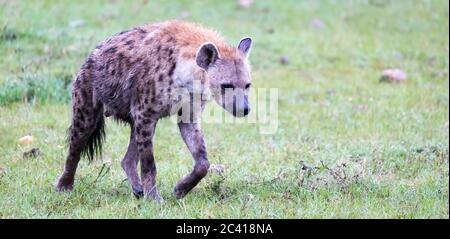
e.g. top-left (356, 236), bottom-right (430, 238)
top-left (67, 94), bottom-right (105, 161)
top-left (67, 61), bottom-right (106, 162)
top-left (82, 110), bottom-right (105, 161)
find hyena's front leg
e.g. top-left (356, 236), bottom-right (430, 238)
top-left (134, 118), bottom-right (163, 203)
top-left (174, 122), bottom-right (210, 199)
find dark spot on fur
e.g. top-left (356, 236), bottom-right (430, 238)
top-left (105, 59), bottom-right (115, 71)
top-left (143, 140), bottom-right (151, 148)
top-left (78, 112), bottom-right (85, 122)
top-left (105, 47), bottom-right (117, 54)
top-left (142, 118), bottom-right (152, 124)
top-left (85, 57), bottom-right (95, 67)
top-left (168, 62), bottom-right (176, 76)
top-left (142, 109), bottom-right (155, 117)
top-left (117, 62), bottom-right (124, 77)
top-left (118, 30), bottom-right (130, 35)
top-left (158, 74), bottom-right (164, 82)
top-left (137, 28), bottom-right (147, 34)
top-left (142, 130), bottom-right (150, 138)
top-left (81, 90), bottom-right (88, 99)
top-left (143, 67), bottom-right (150, 76)
top-left (135, 57), bottom-right (143, 63)
top-left (117, 52), bottom-right (125, 60)
top-left (141, 165), bottom-right (150, 174)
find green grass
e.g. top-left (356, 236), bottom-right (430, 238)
top-left (0, 0), bottom-right (448, 218)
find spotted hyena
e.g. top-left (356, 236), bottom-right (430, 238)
top-left (55, 20), bottom-right (253, 202)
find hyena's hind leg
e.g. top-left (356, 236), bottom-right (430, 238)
top-left (121, 126), bottom-right (144, 198)
top-left (132, 114), bottom-right (163, 203)
top-left (56, 72), bottom-right (105, 192)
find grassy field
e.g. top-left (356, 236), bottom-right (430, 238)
top-left (0, 0), bottom-right (448, 218)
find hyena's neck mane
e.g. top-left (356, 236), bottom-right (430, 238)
top-left (160, 20), bottom-right (239, 60)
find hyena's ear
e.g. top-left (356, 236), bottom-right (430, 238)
top-left (238, 37), bottom-right (252, 57)
top-left (196, 42), bottom-right (220, 70)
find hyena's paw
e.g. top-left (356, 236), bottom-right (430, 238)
top-left (173, 185), bottom-right (189, 200)
top-left (132, 185), bottom-right (144, 199)
top-left (144, 187), bottom-right (164, 204)
top-left (55, 175), bottom-right (74, 192)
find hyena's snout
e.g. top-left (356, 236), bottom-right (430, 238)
top-left (222, 89), bottom-right (250, 117)
top-left (233, 95), bottom-right (250, 117)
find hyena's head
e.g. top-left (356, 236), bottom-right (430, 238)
top-left (196, 37), bottom-right (252, 117)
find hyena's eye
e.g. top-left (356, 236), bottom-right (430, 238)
top-left (245, 83), bottom-right (251, 89)
top-left (221, 83), bottom-right (235, 90)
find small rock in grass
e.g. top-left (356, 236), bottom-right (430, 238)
top-left (311, 18), bottom-right (325, 29)
top-left (260, 7), bottom-right (271, 13)
top-left (18, 135), bottom-right (34, 144)
top-left (282, 190), bottom-right (291, 199)
top-left (1, 26), bottom-right (17, 41)
top-left (23, 148), bottom-right (41, 159)
top-left (354, 104), bottom-right (368, 112)
top-left (280, 55), bottom-right (290, 65)
top-left (209, 164), bottom-right (226, 175)
top-left (380, 68), bottom-right (407, 83)
top-left (435, 69), bottom-right (448, 78)
top-left (179, 11), bottom-right (191, 19)
top-left (237, 0), bottom-right (253, 9)
top-left (427, 56), bottom-right (437, 66)
top-left (102, 12), bottom-right (119, 20)
top-left (69, 19), bottom-right (86, 28)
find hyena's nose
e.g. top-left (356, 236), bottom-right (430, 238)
top-left (243, 106), bottom-right (250, 116)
